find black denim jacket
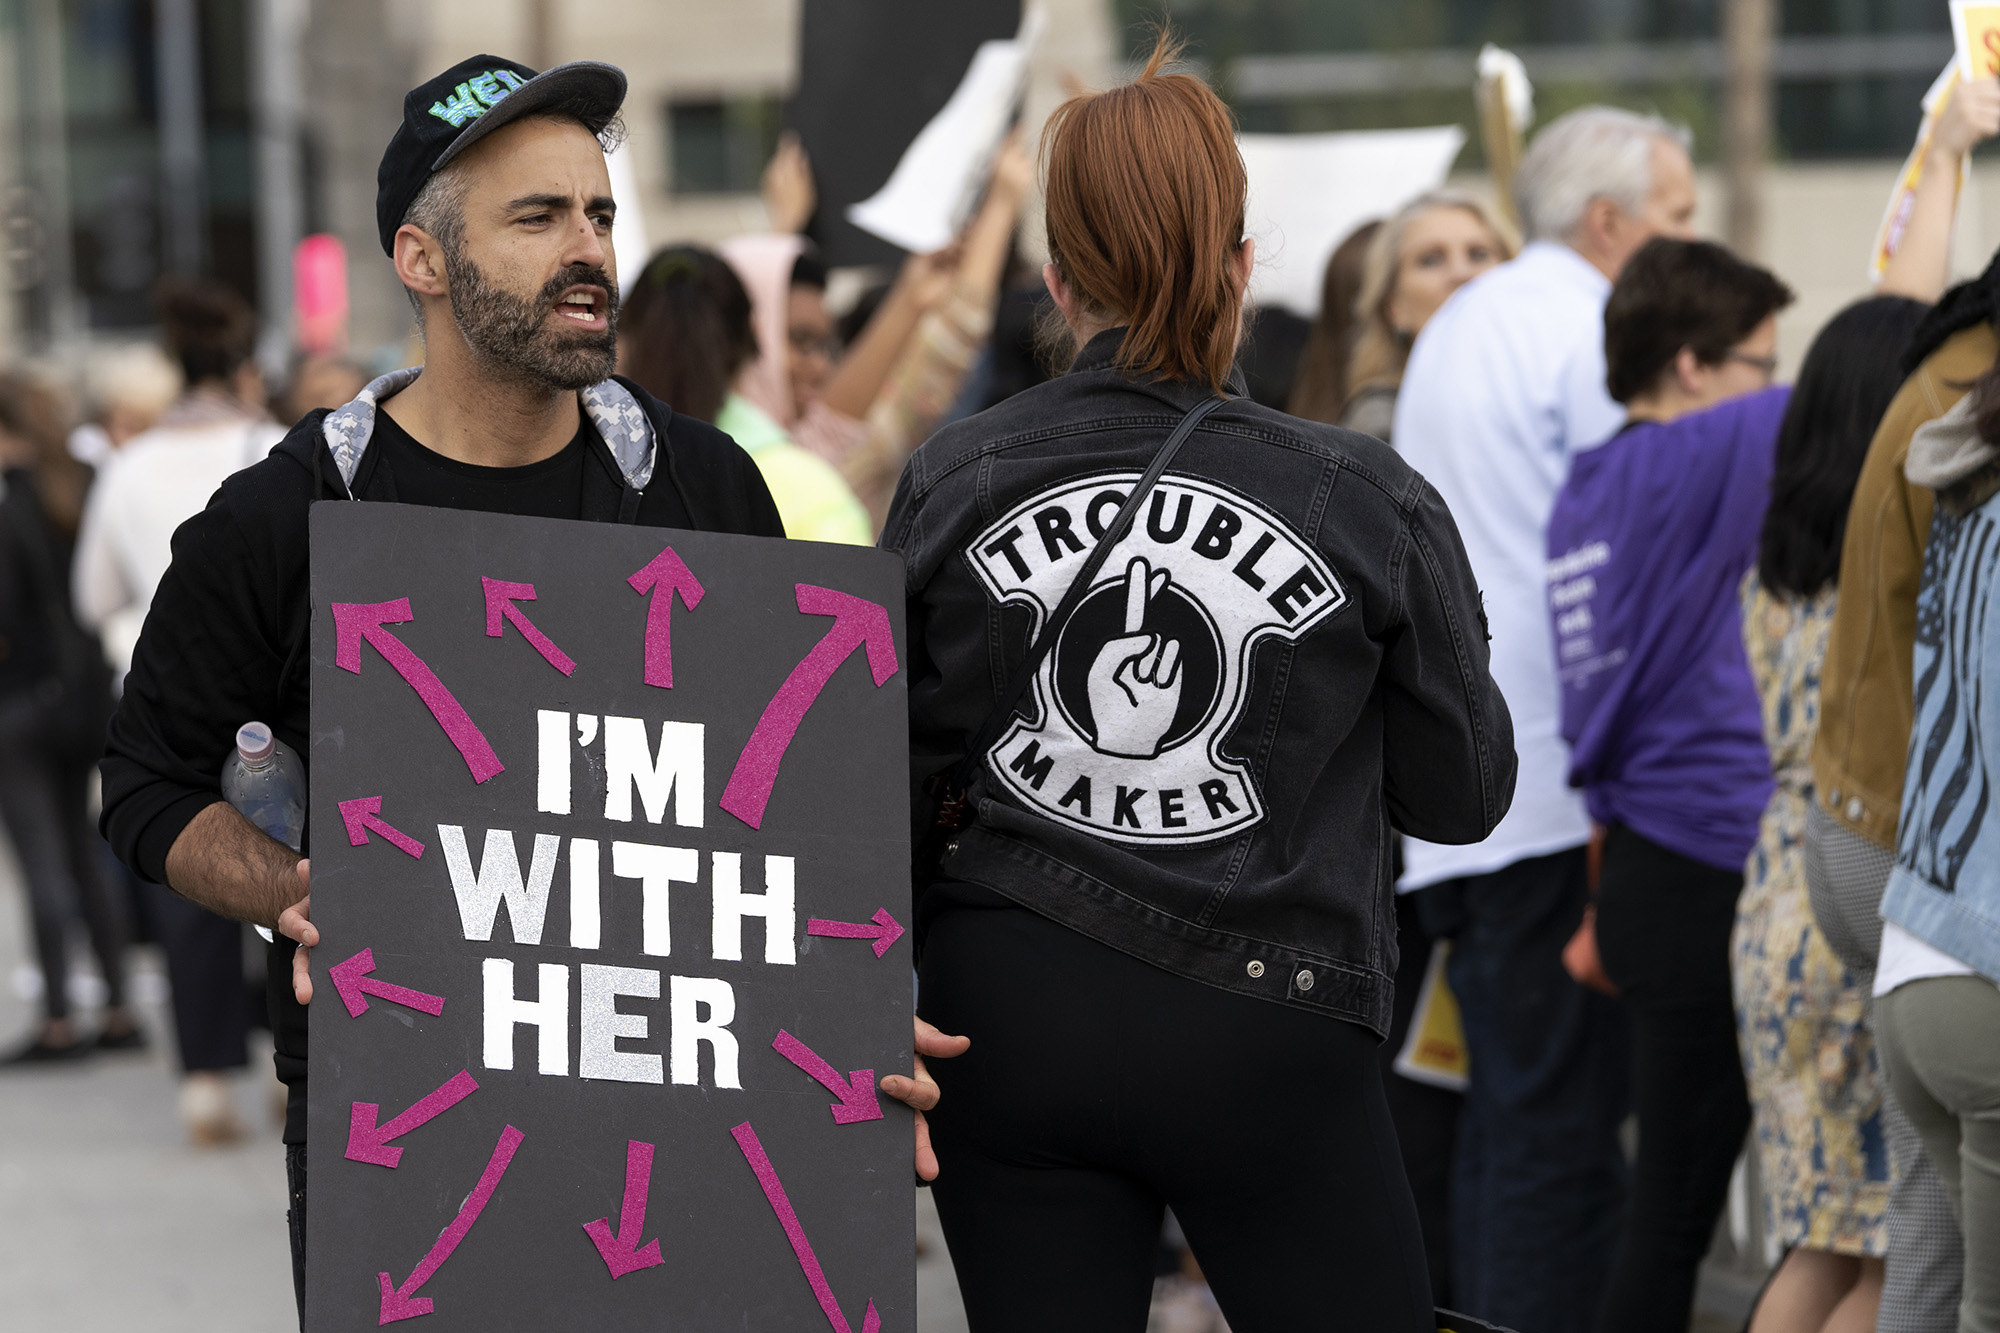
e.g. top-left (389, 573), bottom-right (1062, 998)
top-left (883, 332), bottom-right (1515, 1035)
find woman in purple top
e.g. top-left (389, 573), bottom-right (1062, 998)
top-left (1546, 237), bottom-right (1794, 1333)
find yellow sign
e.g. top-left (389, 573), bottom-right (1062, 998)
top-left (1954, 0), bottom-right (2000, 79)
top-left (1392, 941), bottom-right (1470, 1092)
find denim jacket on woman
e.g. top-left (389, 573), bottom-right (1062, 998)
top-left (881, 331), bottom-right (1516, 1035)
top-left (1885, 399), bottom-right (2000, 982)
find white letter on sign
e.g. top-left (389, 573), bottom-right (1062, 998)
top-left (613, 841), bottom-right (699, 957)
top-left (711, 852), bottom-right (796, 965)
top-left (440, 825), bottom-right (559, 945)
top-left (569, 837), bottom-right (601, 950)
top-left (537, 709), bottom-right (569, 815)
top-left (483, 959), bottom-right (570, 1075)
top-left (669, 975), bottom-right (740, 1089)
top-left (603, 716), bottom-right (704, 827)
top-left (578, 963), bottom-right (662, 1084)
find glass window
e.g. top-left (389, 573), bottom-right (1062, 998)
top-left (668, 96), bottom-right (783, 195)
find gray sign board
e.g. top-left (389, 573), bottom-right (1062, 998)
top-left (304, 502), bottom-right (912, 1330)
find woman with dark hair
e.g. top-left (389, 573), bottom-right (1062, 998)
top-left (1732, 296), bottom-right (1929, 1333)
top-left (69, 276), bottom-right (279, 1142)
top-left (0, 370), bottom-right (137, 1065)
top-left (875, 31), bottom-right (1513, 1330)
top-left (619, 244), bottom-right (870, 545)
top-left (1546, 236), bottom-right (1795, 1330)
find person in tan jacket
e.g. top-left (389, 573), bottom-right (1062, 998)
top-left (1809, 315), bottom-right (1998, 1332)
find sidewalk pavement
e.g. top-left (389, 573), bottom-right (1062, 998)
top-left (0, 839), bottom-right (973, 1331)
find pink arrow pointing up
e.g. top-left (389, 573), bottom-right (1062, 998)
top-left (582, 1139), bottom-right (666, 1279)
top-left (720, 585), bottom-right (898, 829)
top-left (482, 577), bottom-right (576, 676)
top-left (627, 545), bottom-right (705, 688)
top-left (731, 1122), bottom-right (881, 1333)
top-left (328, 948), bottom-right (446, 1020)
top-left (333, 599), bottom-right (504, 784)
top-left (772, 1030), bottom-right (882, 1125)
top-left (378, 1123), bottom-right (524, 1324)
top-left (346, 1070), bottom-right (479, 1169)
top-left (338, 796), bottom-right (426, 859)
top-left (805, 909), bottom-right (905, 959)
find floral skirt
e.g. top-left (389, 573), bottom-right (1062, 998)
top-left (1732, 790), bottom-right (1889, 1255)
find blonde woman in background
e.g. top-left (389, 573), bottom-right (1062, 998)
top-left (1298, 191), bottom-right (1516, 444)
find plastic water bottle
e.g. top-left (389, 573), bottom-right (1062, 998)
top-left (222, 722), bottom-right (305, 943)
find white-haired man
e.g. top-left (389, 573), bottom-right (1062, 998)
top-left (1390, 106), bottom-right (1696, 1333)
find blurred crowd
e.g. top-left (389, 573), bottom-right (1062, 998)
top-left (8, 42), bottom-right (2000, 1333)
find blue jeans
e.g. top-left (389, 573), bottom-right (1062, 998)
top-left (1423, 846), bottom-right (1631, 1333)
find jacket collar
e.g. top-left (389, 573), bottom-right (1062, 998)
top-left (1064, 327), bottom-right (1249, 402)
top-left (319, 367), bottom-right (656, 497)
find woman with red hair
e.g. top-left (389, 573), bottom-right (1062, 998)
top-left (878, 34), bottom-right (1515, 1330)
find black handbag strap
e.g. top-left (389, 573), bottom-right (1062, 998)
top-left (943, 394), bottom-right (1226, 804)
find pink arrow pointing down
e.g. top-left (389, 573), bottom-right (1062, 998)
top-left (582, 1139), bottom-right (666, 1279)
top-left (720, 585), bottom-right (899, 830)
top-left (328, 948), bottom-right (446, 1020)
top-left (378, 1123), bottom-right (524, 1324)
top-left (806, 909), bottom-right (905, 959)
top-left (482, 577), bottom-right (576, 676)
top-left (346, 1070), bottom-right (479, 1169)
top-left (731, 1122), bottom-right (881, 1333)
top-left (333, 599), bottom-right (504, 784)
top-left (627, 545), bottom-right (705, 688)
top-left (338, 796), bottom-right (426, 859)
top-left (772, 1030), bottom-right (882, 1125)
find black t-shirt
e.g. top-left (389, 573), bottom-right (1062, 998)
top-left (98, 380), bottom-right (784, 1145)
top-left (372, 407), bottom-right (590, 520)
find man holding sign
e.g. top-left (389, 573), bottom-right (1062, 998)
top-left (96, 55), bottom-right (941, 1326)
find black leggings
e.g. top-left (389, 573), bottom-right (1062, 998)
top-left (918, 887), bottom-right (1433, 1333)
top-left (1592, 823), bottom-right (1750, 1333)
top-left (0, 744), bottom-right (128, 1022)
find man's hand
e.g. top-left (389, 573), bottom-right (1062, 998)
top-left (879, 1016), bottom-right (970, 1182)
top-left (276, 860), bottom-right (314, 1004)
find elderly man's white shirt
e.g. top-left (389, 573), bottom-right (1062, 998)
top-left (1392, 240), bottom-right (1626, 890)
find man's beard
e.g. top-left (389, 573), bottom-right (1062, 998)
top-left (443, 248), bottom-right (619, 392)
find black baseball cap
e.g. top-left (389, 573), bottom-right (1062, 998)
top-left (376, 54), bottom-right (627, 256)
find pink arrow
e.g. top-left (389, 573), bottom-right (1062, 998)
top-left (806, 909), bottom-right (905, 959)
top-left (338, 796), bottom-right (426, 859)
top-left (333, 599), bottom-right (504, 784)
top-left (627, 545), bottom-right (705, 688)
top-left (378, 1123), bottom-right (524, 1324)
top-left (582, 1139), bottom-right (666, 1279)
top-left (328, 948), bottom-right (446, 1021)
top-left (482, 577), bottom-right (576, 676)
top-left (772, 1030), bottom-right (882, 1125)
top-left (730, 1122), bottom-right (881, 1333)
top-left (346, 1070), bottom-right (479, 1169)
top-left (720, 585), bottom-right (899, 829)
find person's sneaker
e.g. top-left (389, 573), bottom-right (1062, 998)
top-left (93, 1022), bottom-right (148, 1053)
top-left (180, 1072), bottom-right (249, 1147)
top-left (0, 1033), bottom-right (90, 1067)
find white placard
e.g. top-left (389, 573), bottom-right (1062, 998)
top-left (1240, 126), bottom-right (1468, 317)
top-left (847, 7), bottom-right (1047, 254)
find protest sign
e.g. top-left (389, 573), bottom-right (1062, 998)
top-left (1955, 0), bottom-right (2000, 79)
top-left (303, 502), bottom-right (913, 1330)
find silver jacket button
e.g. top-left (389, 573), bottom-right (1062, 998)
top-left (1845, 797), bottom-right (1864, 821)
top-left (1296, 969), bottom-right (1315, 992)
top-left (1246, 960), bottom-right (1265, 979)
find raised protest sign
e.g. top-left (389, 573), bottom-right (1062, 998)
top-left (303, 503), bottom-right (912, 1330)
